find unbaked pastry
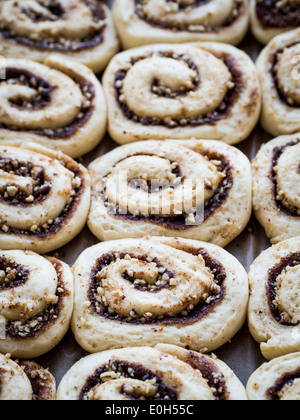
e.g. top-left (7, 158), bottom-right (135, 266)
top-left (257, 29), bottom-right (300, 136)
top-left (0, 0), bottom-right (119, 73)
top-left (0, 354), bottom-right (56, 400)
top-left (113, 0), bottom-right (249, 49)
top-left (248, 237), bottom-right (300, 360)
top-left (72, 236), bottom-right (249, 354)
top-left (0, 143), bottom-right (90, 254)
top-left (57, 345), bottom-right (247, 400)
top-left (0, 55), bottom-right (107, 158)
top-left (88, 139), bottom-right (252, 247)
top-left (247, 352), bottom-right (300, 400)
top-left (252, 134), bottom-right (300, 244)
top-left (103, 42), bottom-right (261, 145)
top-left (250, 0), bottom-right (300, 44)
top-left (0, 250), bottom-right (74, 359)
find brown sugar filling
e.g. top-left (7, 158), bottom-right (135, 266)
top-left (256, 0), bottom-right (300, 29)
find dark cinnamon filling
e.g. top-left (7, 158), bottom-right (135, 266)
top-left (79, 360), bottom-right (179, 401)
top-left (115, 52), bottom-right (244, 128)
top-left (184, 351), bottom-right (229, 400)
top-left (4, 68), bottom-right (52, 110)
top-left (0, 0), bottom-right (106, 52)
top-left (135, 0), bottom-right (244, 32)
top-left (0, 29), bottom-right (105, 53)
top-left (18, 361), bottom-right (54, 401)
top-left (21, 0), bottom-right (65, 22)
top-left (0, 256), bottom-right (29, 291)
top-left (0, 69), bottom-right (95, 139)
top-left (102, 151), bottom-right (233, 230)
top-left (271, 139), bottom-right (300, 218)
top-left (0, 156), bottom-right (86, 238)
top-left (267, 252), bottom-right (300, 326)
top-left (123, 266), bottom-right (175, 293)
top-left (89, 246), bottom-right (226, 326)
top-left (5, 259), bottom-right (70, 339)
top-left (256, 0), bottom-right (300, 29)
top-left (266, 370), bottom-right (300, 400)
top-left (0, 157), bottom-right (50, 206)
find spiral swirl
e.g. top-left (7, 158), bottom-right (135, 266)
top-left (0, 55), bottom-right (107, 158)
top-left (247, 353), bottom-right (300, 400)
top-left (0, 0), bottom-right (119, 73)
top-left (103, 43), bottom-right (261, 145)
top-left (251, 0), bottom-right (300, 44)
top-left (72, 237), bottom-right (249, 354)
top-left (248, 237), bottom-right (300, 360)
top-left (257, 29), bottom-right (300, 136)
top-left (0, 250), bottom-right (74, 359)
top-left (253, 135), bottom-right (300, 244)
top-left (0, 353), bottom-right (56, 400)
top-left (0, 144), bottom-right (90, 253)
top-left (57, 345), bottom-right (247, 400)
top-left (88, 139), bottom-right (252, 247)
top-left (113, 0), bottom-right (249, 48)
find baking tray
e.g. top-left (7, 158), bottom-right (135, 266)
top-left (35, 1), bottom-right (275, 388)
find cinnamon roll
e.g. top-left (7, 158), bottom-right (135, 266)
top-left (72, 237), bottom-right (249, 354)
top-left (248, 237), bottom-right (300, 360)
top-left (252, 135), bottom-right (300, 244)
top-left (113, 0), bottom-right (250, 49)
top-left (0, 55), bottom-right (107, 158)
top-left (0, 353), bottom-right (56, 400)
top-left (247, 353), bottom-right (300, 400)
top-left (257, 29), bottom-right (300, 136)
top-left (0, 144), bottom-right (91, 254)
top-left (88, 139), bottom-right (252, 247)
top-left (0, 0), bottom-right (119, 74)
top-left (103, 43), bottom-right (261, 145)
top-left (57, 345), bottom-right (247, 400)
top-left (0, 250), bottom-right (74, 359)
top-left (251, 0), bottom-right (300, 44)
